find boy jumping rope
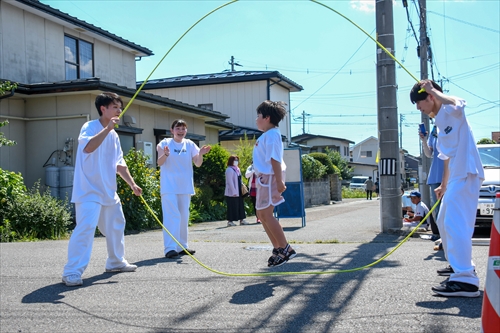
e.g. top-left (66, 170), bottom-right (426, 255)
top-left (252, 100), bottom-right (296, 267)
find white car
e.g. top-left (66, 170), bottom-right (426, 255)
top-left (349, 176), bottom-right (369, 189)
top-left (476, 144), bottom-right (500, 227)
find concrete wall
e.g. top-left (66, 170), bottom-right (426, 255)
top-left (303, 179), bottom-right (330, 208)
top-left (0, 1), bottom-right (136, 88)
top-left (329, 174), bottom-right (342, 201)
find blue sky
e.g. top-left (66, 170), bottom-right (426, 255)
top-left (42, 0), bottom-right (499, 156)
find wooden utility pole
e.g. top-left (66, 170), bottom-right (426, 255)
top-left (419, 0), bottom-right (431, 207)
top-left (376, 0), bottom-right (402, 232)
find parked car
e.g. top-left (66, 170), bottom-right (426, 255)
top-left (476, 144), bottom-right (500, 227)
top-left (349, 176), bottom-right (369, 190)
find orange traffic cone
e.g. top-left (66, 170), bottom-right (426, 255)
top-left (481, 192), bottom-right (500, 333)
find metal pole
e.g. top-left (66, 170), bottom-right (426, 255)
top-left (419, 0), bottom-right (431, 207)
top-left (376, 0), bottom-right (402, 232)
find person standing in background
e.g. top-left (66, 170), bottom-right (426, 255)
top-left (364, 176), bottom-right (374, 200)
top-left (419, 124), bottom-right (444, 240)
top-left (225, 155), bottom-right (249, 227)
top-left (245, 162), bottom-right (261, 223)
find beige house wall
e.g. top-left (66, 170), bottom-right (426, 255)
top-left (269, 84), bottom-right (291, 142)
top-left (0, 1), bottom-right (136, 88)
top-left (144, 80), bottom-right (294, 143)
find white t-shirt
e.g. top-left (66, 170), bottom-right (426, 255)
top-left (158, 138), bottom-right (200, 195)
top-left (414, 201), bottom-right (429, 220)
top-left (252, 128), bottom-right (286, 175)
top-left (435, 98), bottom-right (484, 182)
top-left (71, 119), bottom-right (126, 205)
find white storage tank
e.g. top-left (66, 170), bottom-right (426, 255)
top-left (60, 165), bottom-right (74, 202)
top-left (45, 165), bottom-right (60, 198)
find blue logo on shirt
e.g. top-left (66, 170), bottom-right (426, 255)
top-left (444, 126), bottom-right (452, 134)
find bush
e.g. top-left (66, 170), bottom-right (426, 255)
top-left (117, 149), bottom-right (162, 232)
top-left (0, 168), bottom-right (27, 221)
top-left (325, 148), bottom-right (352, 180)
top-left (308, 152), bottom-right (340, 176)
top-left (4, 181), bottom-right (72, 241)
top-left (301, 155), bottom-right (327, 180)
top-left (232, 134), bottom-right (257, 185)
top-left (193, 144), bottom-right (230, 201)
top-left (342, 186), bottom-right (367, 198)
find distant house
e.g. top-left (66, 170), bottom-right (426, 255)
top-left (139, 71), bottom-right (303, 150)
top-left (350, 136), bottom-right (378, 165)
top-left (291, 134), bottom-right (353, 159)
top-left (404, 153), bottom-right (420, 184)
top-left (349, 136), bottom-right (407, 181)
top-left (0, 0), bottom-right (229, 190)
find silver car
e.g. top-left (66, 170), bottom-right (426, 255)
top-left (476, 144), bottom-right (500, 227)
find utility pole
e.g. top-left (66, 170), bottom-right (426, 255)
top-left (376, 0), bottom-right (402, 232)
top-left (294, 111), bottom-right (311, 135)
top-left (418, 0), bottom-right (431, 208)
top-left (228, 56), bottom-right (242, 72)
top-left (399, 114), bottom-right (404, 149)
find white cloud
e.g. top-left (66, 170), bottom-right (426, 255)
top-left (350, 0), bottom-right (375, 13)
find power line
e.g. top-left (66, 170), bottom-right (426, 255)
top-left (428, 10), bottom-right (500, 34)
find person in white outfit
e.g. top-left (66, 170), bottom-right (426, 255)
top-left (410, 80), bottom-right (484, 297)
top-left (157, 119), bottom-right (211, 259)
top-left (62, 92), bottom-right (142, 287)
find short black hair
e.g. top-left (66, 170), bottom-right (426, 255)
top-left (256, 100), bottom-right (287, 126)
top-left (95, 92), bottom-right (122, 116)
top-left (410, 80), bottom-right (443, 104)
top-left (171, 119), bottom-right (188, 129)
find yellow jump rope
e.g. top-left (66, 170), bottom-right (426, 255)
top-left (139, 195), bottom-right (440, 277)
top-left (120, 0), bottom-right (433, 276)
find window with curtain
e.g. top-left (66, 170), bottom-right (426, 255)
top-left (65, 35), bottom-right (94, 80)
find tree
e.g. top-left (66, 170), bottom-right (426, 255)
top-left (325, 148), bottom-right (352, 180)
top-left (477, 138), bottom-right (497, 145)
top-left (0, 81), bottom-right (18, 148)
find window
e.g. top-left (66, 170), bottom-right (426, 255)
top-left (64, 35), bottom-right (94, 80)
top-left (361, 150), bottom-right (372, 158)
top-left (198, 103), bottom-right (213, 111)
top-left (117, 132), bottom-right (135, 154)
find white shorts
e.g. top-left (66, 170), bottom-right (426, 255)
top-left (255, 173), bottom-right (285, 210)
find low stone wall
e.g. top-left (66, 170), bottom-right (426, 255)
top-left (329, 174), bottom-right (342, 202)
top-left (303, 179), bottom-right (331, 208)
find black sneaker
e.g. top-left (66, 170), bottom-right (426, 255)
top-left (165, 250), bottom-right (178, 258)
top-left (437, 265), bottom-right (454, 276)
top-left (432, 281), bottom-right (480, 297)
top-left (178, 249), bottom-right (196, 256)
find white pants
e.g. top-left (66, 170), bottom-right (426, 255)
top-left (63, 202), bottom-right (129, 277)
top-left (161, 194), bottom-right (191, 254)
top-left (437, 174), bottom-right (481, 286)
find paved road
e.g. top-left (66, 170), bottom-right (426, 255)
top-left (0, 199), bottom-right (490, 333)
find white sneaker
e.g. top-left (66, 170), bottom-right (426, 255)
top-left (239, 220), bottom-right (249, 225)
top-left (227, 221), bottom-right (236, 226)
top-left (105, 263), bottom-right (137, 272)
top-left (62, 274), bottom-right (83, 287)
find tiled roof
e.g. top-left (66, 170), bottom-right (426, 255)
top-left (139, 71), bottom-right (303, 92)
top-left (11, 77), bottom-right (228, 121)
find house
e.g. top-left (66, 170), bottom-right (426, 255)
top-left (349, 136), bottom-right (407, 182)
top-left (139, 70), bottom-right (303, 150)
top-left (291, 133), bottom-right (353, 159)
top-left (404, 153), bottom-right (420, 185)
top-left (0, 0), bottom-right (229, 191)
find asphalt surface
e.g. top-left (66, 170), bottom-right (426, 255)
top-left (0, 198), bottom-right (492, 333)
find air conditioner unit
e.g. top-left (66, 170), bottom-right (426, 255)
top-left (136, 141), bottom-right (153, 165)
